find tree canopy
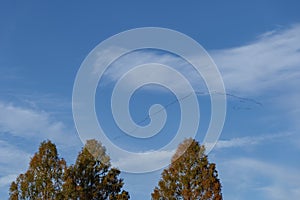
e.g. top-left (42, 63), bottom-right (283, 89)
top-left (9, 138), bottom-right (223, 199)
top-left (9, 140), bottom-right (66, 200)
top-left (9, 139), bottom-right (129, 200)
top-left (151, 138), bottom-right (222, 200)
top-left (63, 139), bottom-right (129, 200)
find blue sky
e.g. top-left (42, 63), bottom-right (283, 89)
top-left (1, 1), bottom-right (300, 199)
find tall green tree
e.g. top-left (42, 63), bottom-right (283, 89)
top-left (9, 140), bottom-right (66, 200)
top-left (63, 139), bottom-right (130, 200)
top-left (152, 138), bottom-right (222, 200)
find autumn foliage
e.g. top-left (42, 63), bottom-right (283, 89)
top-left (9, 140), bottom-right (129, 200)
top-left (9, 138), bottom-right (222, 200)
top-left (152, 138), bottom-right (222, 200)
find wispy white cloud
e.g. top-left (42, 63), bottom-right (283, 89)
top-left (219, 157), bottom-right (300, 200)
top-left (0, 101), bottom-right (77, 146)
top-left (0, 174), bottom-right (18, 188)
top-left (213, 132), bottom-right (291, 149)
top-left (95, 24), bottom-right (300, 132)
top-left (0, 102), bottom-right (64, 137)
top-left (0, 140), bottom-right (30, 189)
top-left (111, 150), bottom-right (175, 173)
top-left (212, 24), bottom-right (300, 95)
top-left (0, 141), bottom-right (30, 170)
top-left (95, 48), bottom-right (207, 95)
top-left (97, 24), bottom-right (300, 97)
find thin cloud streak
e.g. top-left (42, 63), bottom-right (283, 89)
top-left (214, 132), bottom-right (291, 149)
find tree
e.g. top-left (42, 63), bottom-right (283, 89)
top-left (151, 138), bottom-right (222, 200)
top-left (9, 139), bottom-right (130, 199)
top-left (9, 140), bottom-right (66, 200)
top-left (63, 139), bottom-right (130, 200)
